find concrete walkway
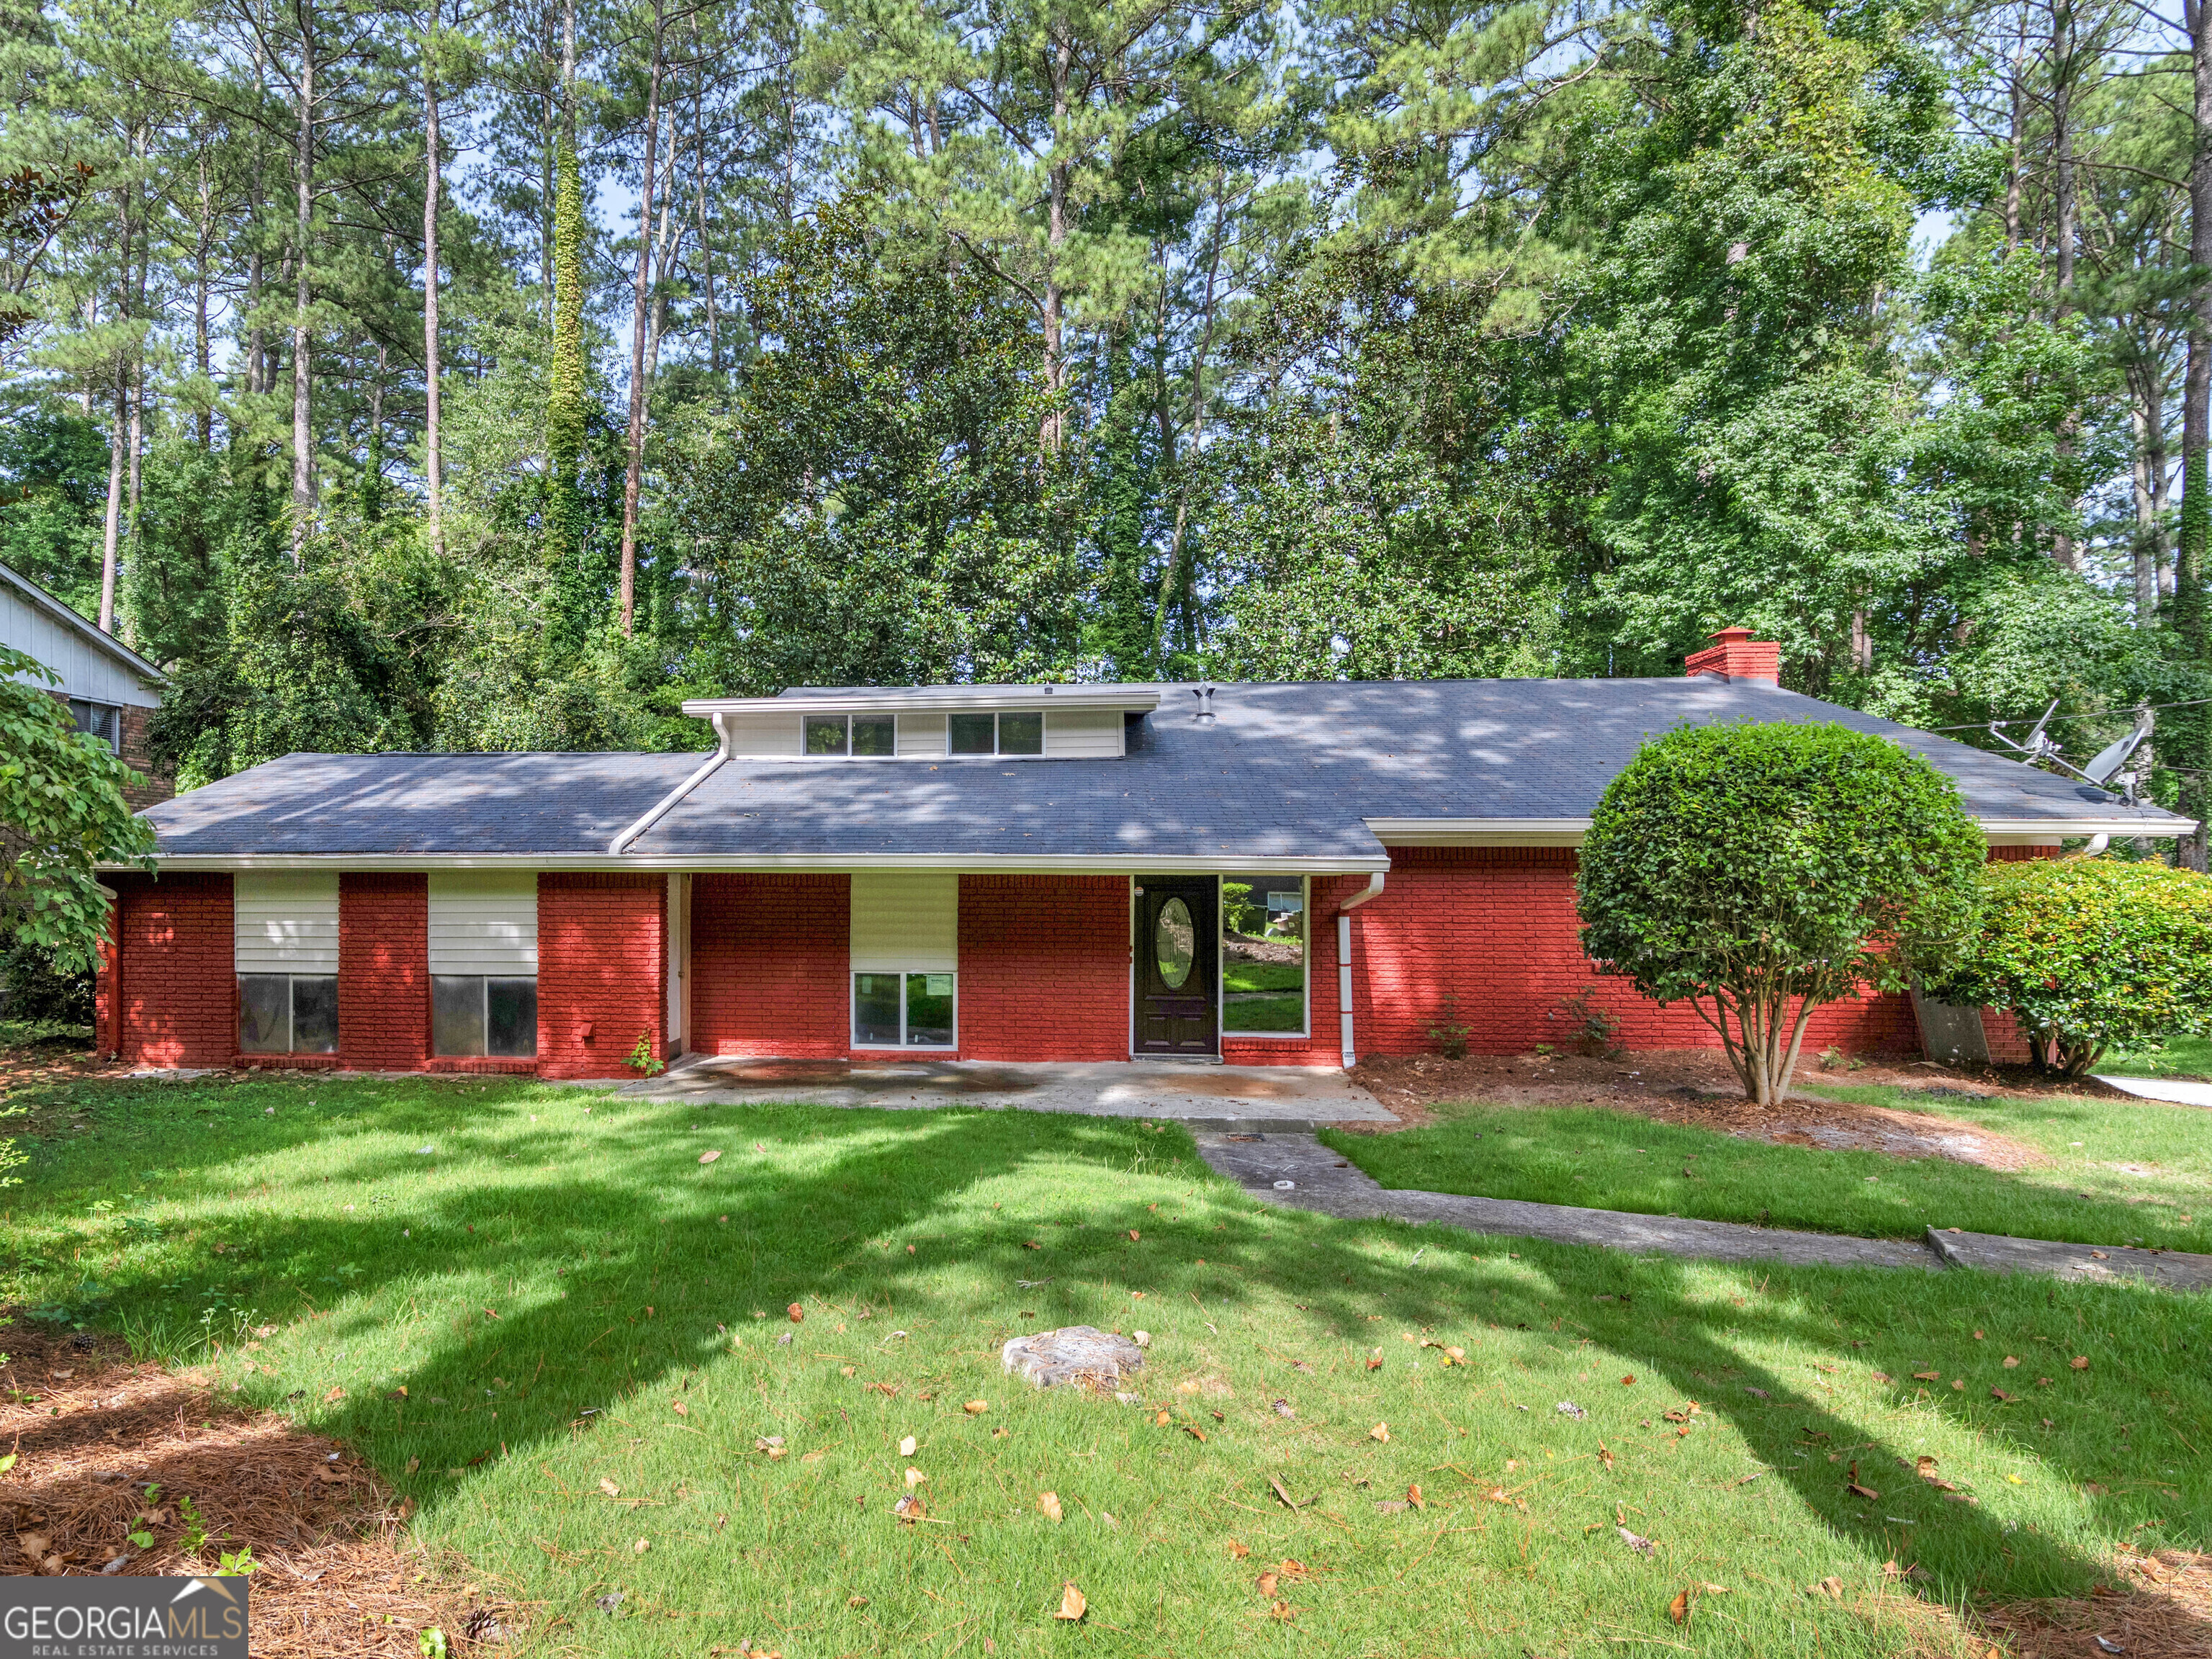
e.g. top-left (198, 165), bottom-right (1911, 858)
top-left (605, 1056), bottom-right (1395, 1124)
top-left (1195, 1130), bottom-right (2212, 1289)
top-left (2094, 1074), bottom-right (2212, 1110)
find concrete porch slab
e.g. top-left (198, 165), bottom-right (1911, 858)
top-left (602, 1056), bottom-right (1395, 1122)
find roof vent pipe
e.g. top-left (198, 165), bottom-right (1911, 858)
top-left (1192, 684), bottom-right (1217, 723)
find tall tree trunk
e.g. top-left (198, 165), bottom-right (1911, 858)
top-left (546, 0), bottom-right (585, 570)
top-left (2132, 387), bottom-right (2167, 624)
top-left (100, 364), bottom-right (125, 634)
top-left (125, 121), bottom-right (147, 622)
top-left (292, 9), bottom-right (318, 562)
top-left (691, 89), bottom-right (717, 377)
top-left (247, 38), bottom-right (266, 402)
top-left (1154, 171), bottom-right (1228, 660)
top-left (1039, 28), bottom-right (1071, 454)
top-left (2051, 6), bottom-right (2081, 571)
top-left (423, 1), bottom-right (444, 557)
top-left (2005, 19), bottom-right (2025, 248)
top-left (195, 148), bottom-right (214, 449)
top-left (619, 0), bottom-right (666, 638)
top-left (2185, 0), bottom-right (2212, 871)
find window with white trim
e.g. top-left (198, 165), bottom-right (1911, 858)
top-left (1220, 872), bottom-right (1308, 1036)
top-left (850, 872), bottom-right (958, 1048)
top-left (235, 872), bottom-right (340, 1053)
top-left (429, 871), bottom-right (539, 1057)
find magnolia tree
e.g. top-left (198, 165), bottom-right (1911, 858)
top-left (1928, 857), bottom-right (2212, 1076)
top-left (2, 647), bottom-right (157, 976)
top-left (1577, 722), bottom-right (1984, 1105)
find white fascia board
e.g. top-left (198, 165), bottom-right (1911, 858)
top-left (681, 688), bottom-right (1161, 716)
top-left (1369, 814), bottom-right (2196, 848)
top-left (127, 851), bottom-right (1391, 875)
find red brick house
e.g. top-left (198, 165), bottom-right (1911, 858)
top-left (98, 631), bottom-right (2192, 1079)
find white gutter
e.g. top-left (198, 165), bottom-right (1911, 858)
top-left (1335, 873), bottom-right (1386, 1067)
top-left (683, 687), bottom-right (1160, 716)
top-left (121, 851), bottom-right (1393, 875)
top-left (1368, 815), bottom-right (2195, 848)
top-left (608, 714), bottom-right (729, 855)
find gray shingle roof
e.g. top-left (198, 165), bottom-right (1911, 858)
top-left (141, 678), bottom-right (2191, 864)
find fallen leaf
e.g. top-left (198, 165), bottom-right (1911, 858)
top-left (1128, 1230), bottom-right (1140, 1242)
top-left (787, 1303), bottom-right (805, 1323)
top-left (1369, 1423), bottom-right (1390, 1442)
top-left (1156, 1410), bottom-right (1172, 1426)
top-left (1913, 1371), bottom-right (1940, 1382)
top-left (671, 1401), bottom-right (688, 1417)
top-left (598, 1478), bottom-right (621, 1498)
top-left (1183, 1424), bottom-right (1207, 1442)
top-left (1227, 1539), bottom-right (1250, 1559)
top-left (1617, 1527), bottom-right (1654, 1556)
top-left (1257, 1571), bottom-right (1280, 1598)
top-left (1992, 1388), bottom-right (2017, 1403)
top-left (1847, 1482), bottom-right (1879, 1500)
top-left (905, 1468), bottom-right (925, 1488)
top-left (899, 1435), bottom-right (918, 1457)
top-left (1621, 1375), bottom-right (1635, 1385)
top-left (324, 1385), bottom-right (345, 1404)
top-left (633, 1537), bottom-right (650, 1555)
top-left (1916, 1456), bottom-right (1939, 1480)
top-left (1038, 1492), bottom-right (1063, 1523)
top-left (1407, 1483), bottom-right (1425, 1509)
top-left (2071, 1356), bottom-right (2090, 1371)
top-left (964, 1400), bottom-right (987, 1414)
top-left (1269, 1599), bottom-right (1295, 1621)
top-left (1272, 1399), bottom-right (1295, 1419)
top-left (1268, 1475), bottom-right (1303, 1509)
top-left (19, 1534), bottom-right (49, 1560)
top-left (1599, 1444), bottom-right (1615, 1473)
top-left (1668, 1589), bottom-right (1691, 1625)
top-left (2002, 1355), bottom-right (2020, 1369)
top-left (1055, 1583), bottom-right (1087, 1622)
top-left (699, 1150), bottom-right (721, 1164)
top-left (1443, 1346), bottom-right (1466, 1364)
top-left (1814, 1576), bottom-right (1843, 1600)
top-left (893, 1494), bottom-right (925, 1524)
top-left (755, 1436), bottom-right (785, 1453)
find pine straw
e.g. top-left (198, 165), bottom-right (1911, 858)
top-left (1, 1316), bottom-right (513, 1655)
top-left (1976, 1549), bottom-right (2212, 1659)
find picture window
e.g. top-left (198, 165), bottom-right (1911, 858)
top-left (433, 975), bottom-right (539, 1057)
top-left (853, 972), bottom-right (956, 1048)
top-left (238, 974), bottom-right (338, 1054)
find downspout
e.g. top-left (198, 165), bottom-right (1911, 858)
top-left (609, 713), bottom-right (729, 855)
top-left (1336, 872), bottom-right (1385, 1068)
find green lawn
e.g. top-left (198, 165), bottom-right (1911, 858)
top-left (1222, 994), bottom-right (1303, 1032)
top-left (2100, 1034), bottom-right (2212, 1081)
top-left (5, 1069), bottom-right (2208, 1656)
top-left (1321, 1086), bottom-right (2212, 1253)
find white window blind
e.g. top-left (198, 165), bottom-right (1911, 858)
top-left (850, 872), bottom-right (958, 972)
top-left (428, 871), bottom-right (539, 974)
top-left (234, 872), bottom-right (340, 974)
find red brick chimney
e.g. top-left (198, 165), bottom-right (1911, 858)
top-left (1684, 626), bottom-right (1780, 685)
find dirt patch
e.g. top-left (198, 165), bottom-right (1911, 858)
top-left (1978, 1548), bottom-right (2212, 1658)
top-left (0, 1316), bottom-right (508, 1656)
top-left (1347, 1049), bottom-right (2068, 1172)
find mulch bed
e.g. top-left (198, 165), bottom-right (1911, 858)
top-left (1, 1317), bottom-right (512, 1656)
top-left (1346, 1048), bottom-right (2118, 1171)
top-left (1979, 1547), bottom-right (2212, 1658)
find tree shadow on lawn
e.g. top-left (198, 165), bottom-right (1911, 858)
top-left (19, 1085), bottom-right (2207, 1639)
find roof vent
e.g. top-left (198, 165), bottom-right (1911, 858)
top-left (1191, 684), bottom-right (1217, 723)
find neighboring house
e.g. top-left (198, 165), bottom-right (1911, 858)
top-left (1, 559), bottom-right (171, 809)
top-left (95, 629), bottom-right (2194, 1076)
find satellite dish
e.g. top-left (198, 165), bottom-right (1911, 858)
top-left (2082, 708), bottom-right (2154, 786)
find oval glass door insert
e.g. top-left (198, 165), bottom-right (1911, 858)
top-left (1155, 896), bottom-right (1195, 989)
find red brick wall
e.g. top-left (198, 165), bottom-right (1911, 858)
top-left (104, 872), bottom-right (234, 1067)
top-left (338, 873), bottom-right (428, 1069)
top-left (1324, 848), bottom-right (1917, 1063)
top-left (537, 873), bottom-right (666, 1079)
top-left (958, 875), bottom-right (1129, 1061)
top-left (690, 874), bottom-right (850, 1058)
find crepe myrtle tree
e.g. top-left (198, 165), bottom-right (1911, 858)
top-left (1928, 857), bottom-right (2212, 1076)
top-left (1576, 721), bottom-right (1985, 1105)
top-left (1, 647), bottom-right (157, 979)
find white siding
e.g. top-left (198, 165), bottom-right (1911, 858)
top-left (1046, 708), bottom-right (1123, 757)
top-left (235, 872), bottom-right (341, 974)
top-left (428, 871), bottom-right (539, 974)
top-left (850, 872), bottom-right (958, 971)
top-left (721, 711), bottom-right (801, 757)
top-left (896, 711), bottom-right (948, 757)
top-left (0, 584), bottom-right (161, 709)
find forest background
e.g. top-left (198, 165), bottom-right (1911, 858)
top-left (4, 0), bottom-right (2211, 865)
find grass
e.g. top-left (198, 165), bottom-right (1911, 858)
top-left (4, 1068), bottom-right (2208, 1656)
top-left (1320, 1087), bottom-right (2212, 1253)
top-left (1222, 995), bottom-right (1303, 1032)
top-left (2100, 1035), bottom-right (2212, 1081)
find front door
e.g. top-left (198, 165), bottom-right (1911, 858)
top-left (1134, 878), bottom-right (1218, 1055)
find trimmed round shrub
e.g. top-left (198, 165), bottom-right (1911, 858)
top-left (1927, 856), bottom-right (2212, 1076)
top-left (1578, 721), bottom-right (1985, 1103)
